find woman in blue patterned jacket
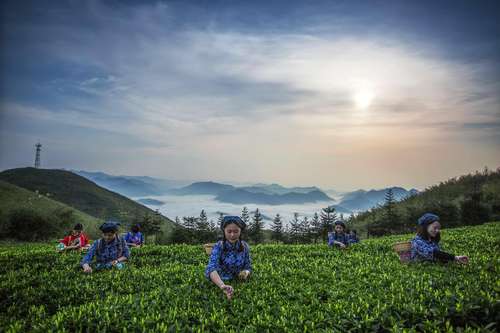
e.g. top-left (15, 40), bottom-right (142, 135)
top-left (205, 216), bottom-right (252, 300)
top-left (81, 221), bottom-right (130, 273)
top-left (124, 224), bottom-right (144, 248)
top-left (328, 221), bottom-right (351, 248)
top-left (410, 213), bottom-right (468, 264)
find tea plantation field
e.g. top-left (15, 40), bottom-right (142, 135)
top-left (1, 223), bottom-right (499, 332)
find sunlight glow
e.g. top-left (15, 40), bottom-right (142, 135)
top-left (353, 90), bottom-right (375, 110)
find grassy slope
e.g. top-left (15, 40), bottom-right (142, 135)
top-left (0, 168), bottom-right (176, 240)
top-left (0, 180), bottom-right (103, 239)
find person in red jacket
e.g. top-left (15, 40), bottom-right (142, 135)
top-left (57, 223), bottom-right (90, 252)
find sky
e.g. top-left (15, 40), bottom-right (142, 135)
top-left (1, 0), bottom-right (499, 191)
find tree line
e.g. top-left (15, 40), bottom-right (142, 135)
top-left (169, 206), bottom-right (354, 245)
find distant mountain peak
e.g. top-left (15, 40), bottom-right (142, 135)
top-left (336, 187), bottom-right (420, 213)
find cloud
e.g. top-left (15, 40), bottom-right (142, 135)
top-left (462, 121), bottom-right (500, 130)
top-left (1, 1), bottom-right (499, 188)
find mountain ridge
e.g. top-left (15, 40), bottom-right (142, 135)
top-left (0, 168), bottom-right (176, 242)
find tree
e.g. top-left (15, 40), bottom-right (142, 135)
top-left (383, 188), bottom-right (399, 227)
top-left (181, 216), bottom-right (197, 244)
top-left (196, 210), bottom-right (211, 243)
top-left (199, 210), bottom-right (208, 224)
top-left (403, 206), bottom-right (421, 234)
top-left (208, 219), bottom-right (218, 236)
top-left (349, 213), bottom-right (355, 222)
top-left (271, 213), bottom-right (284, 242)
top-left (310, 212), bottom-right (322, 243)
top-left (282, 223), bottom-right (291, 244)
top-left (482, 177), bottom-right (500, 220)
top-left (425, 201), bottom-right (460, 228)
top-left (241, 207), bottom-right (251, 226)
top-left (140, 211), bottom-right (162, 244)
top-left (170, 225), bottom-right (191, 244)
top-left (289, 212), bottom-right (301, 243)
top-left (460, 189), bottom-right (490, 226)
top-left (182, 216), bottom-right (197, 230)
top-left (217, 213), bottom-right (224, 226)
top-left (174, 216), bottom-right (181, 225)
top-left (299, 216), bottom-right (311, 243)
top-left (320, 206), bottom-right (337, 240)
top-left (366, 210), bottom-right (388, 237)
top-left (248, 208), bottom-right (264, 244)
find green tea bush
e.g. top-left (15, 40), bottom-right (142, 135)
top-left (0, 223), bottom-right (498, 332)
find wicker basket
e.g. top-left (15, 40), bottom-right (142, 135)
top-left (393, 241), bottom-right (412, 263)
top-left (393, 241), bottom-right (411, 253)
top-left (203, 243), bottom-right (215, 255)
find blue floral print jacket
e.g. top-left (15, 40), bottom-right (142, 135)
top-left (205, 240), bottom-right (252, 280)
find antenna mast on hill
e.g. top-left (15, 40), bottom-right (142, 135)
top-left (34, 142), bottom-right (42, 168)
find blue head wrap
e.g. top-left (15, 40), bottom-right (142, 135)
top-left (99, 220), bottom-right (120, 233)
top-left (334, 220), bottom-right (346, 229)
top-left (220, 216), bottom-right (246, 231)
top-left (417, 213), bottom-right (439, 226)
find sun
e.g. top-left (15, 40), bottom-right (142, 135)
top-left (353, 90), bottom-right (375, 110)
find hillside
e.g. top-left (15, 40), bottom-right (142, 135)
top-left (351, 168), bottom-right (500, 236)
top-left (0, 168), bottom-right (177, 241)
top-left (0, 180), bottom-right (103, 239)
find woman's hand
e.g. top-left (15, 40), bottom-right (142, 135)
top-left (82, 264), bottom-right (92, 274)
top-left (220, 284), bottom-right (234, 300)
top-left (455, 255), bottom-right (469, 264)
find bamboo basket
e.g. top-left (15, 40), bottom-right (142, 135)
top-left (203, 243), bottom-right (215, 255)
top-left (393, 241), bottom-right (412, 263)
top-left (393, 241), bottom-right (411, 253)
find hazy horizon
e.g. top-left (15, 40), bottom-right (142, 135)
top-left (0, 164), bottom-right (459, 193)
top-left (1, 164), bottom-right (497, 193)
top-left (1, 1), bottom-right (499, 191)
